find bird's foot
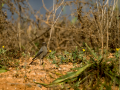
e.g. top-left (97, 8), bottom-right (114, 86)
top-left (39, 62), bottom-right (43, 66)
top-left (29, 62), bottom-right (32, 65)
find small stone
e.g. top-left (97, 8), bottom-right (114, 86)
top-left (37, 84), bottom-right (42, 88)
top-left (33, 79), bottom-right (36, 82)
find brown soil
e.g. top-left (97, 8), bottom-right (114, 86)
top-left (0, 54), bottom-right (119, 90)
top-left (0, 57), bottom-right (75, 90)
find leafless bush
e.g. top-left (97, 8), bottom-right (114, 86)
top-left (0, 0), bottom-right (120, 58)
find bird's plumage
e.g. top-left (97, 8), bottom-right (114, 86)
top-left (29, 42), bottom-right (47, 65)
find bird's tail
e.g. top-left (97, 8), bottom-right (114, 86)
top-left (29, 51), bottom-right (42, 65)
top-left (29, 58), bottom-right (36, 65)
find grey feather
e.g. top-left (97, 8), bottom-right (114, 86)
top-left (29, 42), bottom-right (47, 65)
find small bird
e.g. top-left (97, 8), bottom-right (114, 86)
top-left (29, 42), bottom-right (47, 65)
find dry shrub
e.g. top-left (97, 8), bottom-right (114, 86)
top-left (0, 0), bottom-right (119, 58)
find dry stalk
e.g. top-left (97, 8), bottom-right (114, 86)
top-left (18, 17), bottom-right (21, 51)
top-left (106, 0), bottom-right (109, 52)
top-left (90, 0), bottom-right (118, 55)
top-left (47, 0), bottom-right (55, 50)
top-left (26, 0), bottom-right (34, 14)
top-left (47, 0), bottom-right (65, 50)
top-left (109, 0), bottom-right (118, 28)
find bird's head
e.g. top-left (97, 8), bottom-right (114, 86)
top-left (42, 42), bottom-right (47, 46)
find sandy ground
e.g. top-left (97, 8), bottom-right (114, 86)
top-left (0, 57), bottom-right (75, 90)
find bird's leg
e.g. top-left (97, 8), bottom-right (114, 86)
top-left (29, 60), bottom-right (34, 65)
top-left (42, 59), bottom-right (44, 65)
top-left (39, 59), bottom-right (44, 65)
top-left (39, 59), bottom-right (41, 65)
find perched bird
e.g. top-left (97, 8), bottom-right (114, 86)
top-left (29, 42), bottom-right (47, 65)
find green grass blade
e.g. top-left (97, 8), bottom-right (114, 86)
top-left (0, 68), bottom-right (8, 73)
top-left (64, 77), bottom-right (78, 83)
top-left (104, 71), bottom-right (120, 85)
top-left (52, 63), bottom-right (92, 84)
top-left (85, 43), bottom-right (98, 60)
top-left (35, 81), bottom-right (64, 88)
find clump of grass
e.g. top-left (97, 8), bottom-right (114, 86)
top-left (48, 50), bottom-right (56, 59)
top-left (0, 46), bottom-right (9, 73)
top-left (0, 46), bottom-right (7, 67)
top-left (47, 47), bottom-right (86, 66)
top-left (0, 46), bottom-right (21, 68)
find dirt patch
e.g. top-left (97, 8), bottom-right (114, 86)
top-left (0, 57), bottom-right (76, 90)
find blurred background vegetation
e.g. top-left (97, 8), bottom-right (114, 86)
top-left (0, 0), bottom-right (120, 58)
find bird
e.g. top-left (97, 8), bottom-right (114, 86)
top-left (29, 42), bottom-right (47, 65)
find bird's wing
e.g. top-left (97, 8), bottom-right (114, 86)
top-left (32, 48), bottom-right (43, 60)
